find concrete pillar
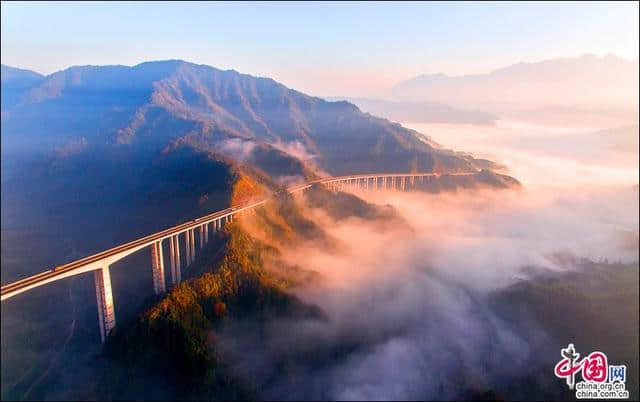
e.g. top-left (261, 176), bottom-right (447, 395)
top-left (402, 176), bottom-right (405, 191)
top-left (185, 229), bottom-right (191, 264)
top-left (94, 266), bottom-right (115, 343)
top-left (170, 235), bottom-right (181, 285)
top-left (190, 229), bottom-right (195, 261)
top-left (187, 230), bottom-right (192, 264)
top-left (175, 235), bottom-right (182, 282)
top-left (198, 226), bottom-right (203, 249)
top-left (169, 235), bottom-right (176, 284)
top-left (151, 240), bottom-right (166, 295)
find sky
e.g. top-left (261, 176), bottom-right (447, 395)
top-left (1, 1), bottom-right (639, 96)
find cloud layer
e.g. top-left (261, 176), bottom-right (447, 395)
top-left (220, 184), bottom-right (638, 400)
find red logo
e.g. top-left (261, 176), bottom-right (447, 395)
top-left (554, 344), bottom-right (608, 389)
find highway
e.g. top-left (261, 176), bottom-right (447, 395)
top-left (1, 171), bottom-right (476, 302)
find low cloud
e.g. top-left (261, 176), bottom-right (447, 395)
top-left (215, 138), bottom-right (257, 162)
top-left (271, 140), bottom-right (317, 162)
top-left (222, 184), bottom-right (638, 400)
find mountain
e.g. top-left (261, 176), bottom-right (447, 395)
top-left (326, 96), bottom-right (497, 125)
top-left (391, 54), bottom-right (639, 118)
top-left (1, 60), bottom-right (495, 177)
top-left (1, 65), bottom-right (45, 110)
top-left (1, 61), bottom-right (519, 400)
top-left (1, 59), bottom-right (516, 267)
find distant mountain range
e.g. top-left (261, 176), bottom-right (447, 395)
top-left (1, 60), bottom-right (516, 253)
top-left (1, 60), bottom-right (495, 178)
top-left (325, 96), bottom-right (497, 125)
top-left (390, 54), bottom-right (639, 120)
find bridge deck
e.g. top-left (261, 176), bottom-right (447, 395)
top-left (1, 171), bottom-right (476, 300)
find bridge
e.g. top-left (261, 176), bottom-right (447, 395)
top-left (1, 171), bottom-right (475, 342)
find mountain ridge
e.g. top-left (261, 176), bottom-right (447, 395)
top-left (1, 59), bottom-right (497, 176)
top-left (391, 54), bottom-right (639, 112)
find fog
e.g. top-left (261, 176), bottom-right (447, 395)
top-left (216, 138), bottom-right (257, 162)
top-left (222, 180), bottom-right (637, 399)
top-left (271, 140), bottom-right (318, 164)
top-left (220, 116), bottom-right (638, 400)
top-left (405, 121), bottom-right (639, 189)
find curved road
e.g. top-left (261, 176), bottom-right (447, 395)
top-left (0, 171), bottom-right (475, 301)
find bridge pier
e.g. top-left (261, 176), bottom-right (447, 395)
top-left (94, 266), bottom-right (116, 343)
top-left (170, 235), bottom-right (181, 285)
top-left (151, 240), bottom-right (166, 295)
top-left (185, 230), bottom-right (191, 264)
top-left (190, 229), bottom-right (196, 261)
